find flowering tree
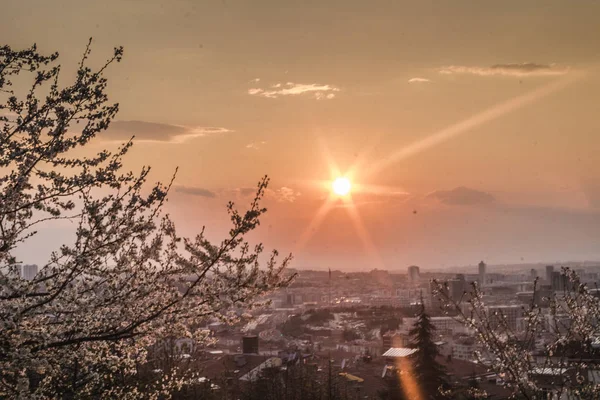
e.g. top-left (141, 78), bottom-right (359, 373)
top-left (0, 40), bottom-right (292, 398)
top-left (434, 269), bottom-right (600, 399)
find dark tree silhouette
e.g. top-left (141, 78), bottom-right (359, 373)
top-left (408, 304), bottom-right (449, 399)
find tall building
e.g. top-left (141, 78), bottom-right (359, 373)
top-left (478, 261), bottom-right (486, 285)
top-left (546, 265), bottom-right (554, 283)
top-left (551, 271), bottom-right (571, 292)
top-left (408, 265), bottom-right (420, 282)
top-left (448, 275), bottom-right (467, 302)
top-left (21, 264), bottom-right (38, 281)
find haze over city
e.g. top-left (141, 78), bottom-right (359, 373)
top-left (4, 0), bottom-right (600, 271)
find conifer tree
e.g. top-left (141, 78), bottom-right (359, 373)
top-left (408, 303), bottom-right (449, 399)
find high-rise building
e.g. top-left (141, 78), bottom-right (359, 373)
top-left (546, 265), bottom-right (554, 283)
top-left (447, 279), bottom-right (465, 302)
top-left (551, 271), bottom-right (571, 292)
top-left (478, 261), bottom-right (486, 285)
top-left (408, 265), bottom-right (420, 282)
top-left (21, 264), bottom-right (38, 281)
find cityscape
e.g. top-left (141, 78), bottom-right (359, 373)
top-left (3, 1), bottom-right (600, 399)
top-left (11, 260), bottom-right (600, 399)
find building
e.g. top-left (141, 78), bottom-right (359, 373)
top-left (239, 357), bottom-right (282, 382)
top-left (382, 331), bottom-right (409, 350)
top-left (478, 261), bottom-right (486, 285)
top-left (430, 280), bottom-right (449, 311)
top-left (21, 264), bottom-right (38, 280)
top-left (546, 265), bottom-right (554, 283)
top-left (516, 288), bottom-right (552, 307)
top-left (448, 275), bottom-right (468, 302)
top-left (551, 271), bottom-right (571, 292)
top-left (487, 305), bottom-right (523, 331)
top-left (452, 337), bottom-right (478, 361)
top-left (407, 265), bottom-right (420, 283)
top-left (395, 286), bottom-right (429, 307)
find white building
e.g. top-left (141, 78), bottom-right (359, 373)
top-left (452, 340), bottom-right (478, 361)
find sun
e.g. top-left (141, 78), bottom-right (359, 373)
top-left (332, 177), bottom-right (351, 196)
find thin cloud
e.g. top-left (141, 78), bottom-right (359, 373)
top-left (428, 187), bottom-right (495, 206)
top-left (408, 77), bottom-right (432, 83)
top-left (267, 187), bottom-right (300, 203)
top-left (237, 188), bottom-right (257, 196)
top-left (248, 82), bottom-right (340, 100)
top-left (224, 186), bottom-right (299, 202)
top-left (174, 186), bottom-right (217, 198)
top-left (103, 120), bottom-right (231, 144)
top-left (439, 63), bottom-right (569, 77)
top-left (246, 141), bottom-right (267, 150)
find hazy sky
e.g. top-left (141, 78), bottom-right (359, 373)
top-left (3, 0), bottom-right (600, 270)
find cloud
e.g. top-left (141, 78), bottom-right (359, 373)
top-left (268, 187), bottom-right (300, 203)
top-left (266, 187), bottom-right (301, 203)
top-left (246, 141), bottom-right (267, 150)
top-left (235, 188), bottom-right (257, 197)
top-left (439, 63), bottom-right (569, 77)
top-left (408, 77), bottom-right (432, 83)
top-left (428, 187), bottom-right (495, 206)
top-left (211, 186), bottom-right (300, 202)
top-left (174, 185), bottom-right (216, 198)
top-left (103, 120), bottom-right (231, 144)
top-left (247, 82), bottom-right (340, 100)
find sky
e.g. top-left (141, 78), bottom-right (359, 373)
top-left (3, 0), bottom-right (600, 271)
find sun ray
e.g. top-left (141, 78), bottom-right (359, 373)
top-left (345, 131), bottom-right (386, 180)
top-left (294, 194), bottom-right (338, 252)
top-left (351, 183), bottom-right (410, 196)
top-left (316, 135), bottom-right (341, 179)
top-left (396, 357), bottom-right (423, 400)
top-left (364, 74), bottom-right (580, 178)
top-left (342, 197), bottom-right (385, 269)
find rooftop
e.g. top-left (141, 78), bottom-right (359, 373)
top-left (382, 347), bottom-right (418, 358)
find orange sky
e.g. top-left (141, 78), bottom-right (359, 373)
top-left (4, 0), bottom-right (600, 270)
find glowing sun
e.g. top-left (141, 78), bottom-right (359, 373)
top-left (332, 177), bottom-right (351, 196)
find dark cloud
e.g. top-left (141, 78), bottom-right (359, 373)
top-left (428, 187), bottom-right (495, 206)
top-left (439, 63), bottom-right (568, 77)
top-left (102, 120), bottom-right (231, 143)
top-left (238, 188), bottom-right (256, 196)
top-left (491, 63), bottom-right (553, 73)
top-left (174, 185), bottom-right (216, 198)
